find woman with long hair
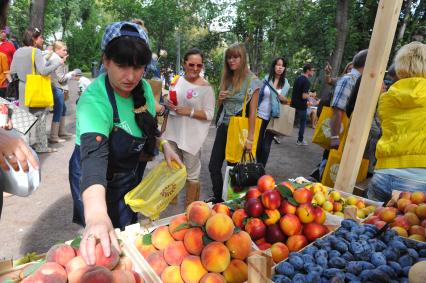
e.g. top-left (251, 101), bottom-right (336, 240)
top-left (47, 41), bottom-right (73, 143)
top-left (74, 22), bottom-right (181, 264)
top-left (10, 27), bottom-right (64, 153)
top-left (163, 48), bottom-right (215, 206)
top-left (256, 57), bottom-right (290, 166)
top-left (207, 43), bottom-right (262, 203)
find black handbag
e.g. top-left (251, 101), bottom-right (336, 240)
top-left (229, 152), bottom-right (265, 189)
top-left (5, 74), bottom-right (19, 101)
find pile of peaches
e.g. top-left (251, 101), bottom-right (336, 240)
top-left (365, 191), bottom-right (426, 242)
top-left (226, 175), bottom-right (330, 263)
top-left (18, 243), bottom-right (140, 283)
top-left (134, 201), bottom-right (252, 283)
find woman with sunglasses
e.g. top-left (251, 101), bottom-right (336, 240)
top-left (163, 48), bottom-right (215, 207)
top-left (208, 43), bottom-right (262, 203)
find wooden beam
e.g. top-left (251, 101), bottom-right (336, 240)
top-left (334, 0), bottom-right (403, 193)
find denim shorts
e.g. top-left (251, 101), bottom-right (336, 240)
top-left (367, 172), bottom-right (426, 202)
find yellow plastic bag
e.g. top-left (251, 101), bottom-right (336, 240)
top-left (312, 106), bottom-right (349, 149)
top-left (321, 128), bottom-right (369, 187)
top-left (124, 161), bottom-right (186, 220)
top-left (25, 48), bottom-right (54, 108)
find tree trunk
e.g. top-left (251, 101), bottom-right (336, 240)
top-left (319, 0), bottom-right (349, 99)
top-left (29, 0), bottom-right (47, 31)
top-left (396, 0), bottom-right (413, 46)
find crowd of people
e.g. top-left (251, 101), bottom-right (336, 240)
top-left (1, 0), bottom-right (425, 267)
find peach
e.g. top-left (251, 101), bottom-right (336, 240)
top-left (232, 209), bottom-right (248, 229)
top-left (180, 255), bottom-right (208, 283)
top-left (161, 266), bottom-right (184, 283)
top-left (405, 203), bottom-right (418, 214)
top-left (114, 256), bottom-right (133, 271)
top-left (264, 209), bottom-right (281, 225)
top-left (68, 266), bottom-right (90, 283)
top-left (134, 236), bottom-right (157, 258)
top-left (95, 243), bottom-right (120, 270)
top-left (163, 241), bottom-right (189, 265)
top-left (200, 273), bottom-right (226, 283)
top-left (212, 203), bottom-right (232, 217)
top-left (222, 259), bottom-right (248, 283)
top-left (152, 226), bottom-right (175, 250)
top-left (146, 250), bottom-right (168, 276)
top-left (411, 191), bottom-right (426, 204)
top-left (226, 231), bottom-right (252, 260)
top-left (409, 234), bottom-right (426, 242)
top-left (271, 242), bottom-right (289, 263)
top-left (257, 242), bottom-right (272, 250)
top-left (187, 201), bottom-right (212, 226)
top-left (286, 235), bottom-right (308, 252)
top-left (392, 215), bottom-right (411, 230)
top-left (46, 243), bottom-right (76, 267)
top-left (409, 225), bottom-right (426, 237)
top-left (397, 198), bottom-right (412, 212)
top-left (400, 191), bottom-right (412, 200)
top-left (280, 200), bottom-right (297, 215)
top-left (205, 213), bottom-right (235, 242)
top-left (81, 266), bottom-right (113, 283)
top-left (379, 207), bottom-right (397, 222)
top-left (279, 214), bottom-right (302, 236)
top-left (184, 227), bottom-right (205, 255)
top-left (32, 262), bottom-right (67, 283)
top-left (201, 242), bottom-right (230, 273)
top-left (404, 212), bottom-right (420, 226)
top-left (416, 204), bottom-right (426, 219)
top-left (392, 226), bottom-right (408, 237)
top-left (112, 270), bottom-right (136, 283)
top-left (66, 256), bottom-right (87, 274)
top-left (169, 214), bottom-right (190, 241)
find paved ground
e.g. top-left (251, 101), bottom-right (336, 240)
top-left (0, 81), bottom-right (322, 259)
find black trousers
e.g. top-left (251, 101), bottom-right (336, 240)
top-left (208, 124), bottom-right (231, 201)
top-left (256, 118), bottom-right (274, 167)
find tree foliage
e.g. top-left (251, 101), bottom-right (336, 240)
top-left (6, 0), bottom-right (425, 90)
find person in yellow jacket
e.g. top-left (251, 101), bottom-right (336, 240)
top-left (367, 41), bottom-right (426, 202)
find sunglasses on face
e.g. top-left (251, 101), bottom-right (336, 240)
top-left (188, 63), bottom-right (203, 68)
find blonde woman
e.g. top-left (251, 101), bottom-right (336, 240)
top-left (208, 43), bottom-right (262, 203)
top-left (47, 41), bottom-right (73, 143)
top-left (163, 48), bottom-right (215, 206)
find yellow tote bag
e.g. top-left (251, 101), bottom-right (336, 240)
top-left (225, 79), bottom-right (262, 164)
top-left (124, 161), bottom-right (186, 220)
top-left (25, 48), bottom-right (54, 108)
top-left (312, 106), bottom-right (349, 149)
top-left (321, 129), bottom-right (369, 187)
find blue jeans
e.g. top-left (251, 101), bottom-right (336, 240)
top-left (295, 109), bottom-right (307, 142)
top-left (367, 172), bottom-right (426, 202)
top-left (256, 118), bottom-right (274, 167)
top-left (52, 87), bottom-right (66, 122)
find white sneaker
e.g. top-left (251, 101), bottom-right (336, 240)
top-left (296, 140), bottom-right (308, 146)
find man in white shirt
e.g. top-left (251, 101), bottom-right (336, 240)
top-left (72, 68), bottom-right (92, 96)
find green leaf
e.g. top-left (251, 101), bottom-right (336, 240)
top-left (143, 234), bottom-right (152, 245)
top-left (171, 222), bottom-right (191, 233)
top-left (233, 226), bottom-right (241, 234)
top-left (277, 184), bottom-right (293, 199)
top-left (202, 235), bottom-right (214, 246)
top-left (260, 213), bottom-right (269, 220)
top-left (287, 197), bottom-right (299, 207)
top-left (242, 217), bottom-right (250, 226)
top-left (70, 235), bottom-right (82, 248)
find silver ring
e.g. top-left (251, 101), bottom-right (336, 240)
top-left (5, 155), bottom-right (14, 160)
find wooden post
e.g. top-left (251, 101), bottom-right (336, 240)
top-left (334, 0), bottom-right (403, 193)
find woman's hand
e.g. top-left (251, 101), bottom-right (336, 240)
top-left (0, 128), bottom-right (39, 172)
top-left (218, 90), bottom-right (229, 102)
top-left (162, 142), bottom-right (184, 168)
top-left (244, 140), bottom-right (253, 153)
top-left (79, 212), bottom-right (120, 266)
top-left (163, 99), bottom-right (192, 116)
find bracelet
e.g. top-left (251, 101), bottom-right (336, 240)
top-left (330, 136), bottom-right (340, 139)
top-left (189, 108), bottom-right (195, 118)
top-left (246, 139), bottom-right (254, 144)
top-left (159, 139), bottom-right (169, 152)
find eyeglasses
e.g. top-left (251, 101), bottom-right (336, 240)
top-left (188, 63), bottom-right (203, 68)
